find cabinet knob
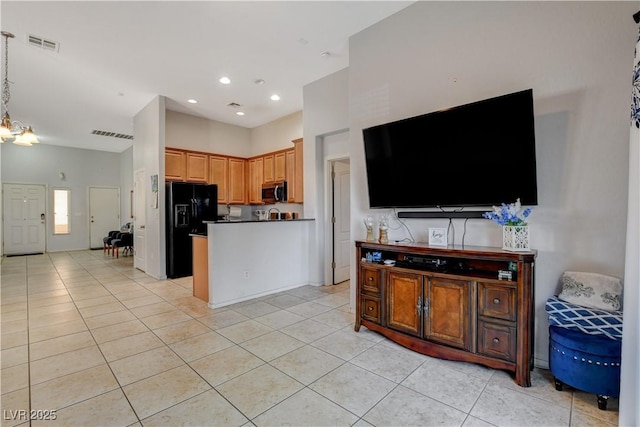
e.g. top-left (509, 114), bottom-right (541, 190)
top-left (493, 298), bottom-right (500, 304)
top-left (368, 306), bottom-right (373, 311)
top-left (368, 277), bottom-right (374, 281)
top-left (493, 338), bottom-right (500, 344)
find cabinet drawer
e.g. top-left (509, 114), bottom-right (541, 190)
top-left (478, 282), bottom-right (516, 322)
top-left (477, 321), bottom-right (516, 362)
top-left (361, 296), bottom-right (381, 324)
top-left (360, 266), bottom-right (382, 295)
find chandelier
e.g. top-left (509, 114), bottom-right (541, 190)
top-left (0, 31), bottom-right (38, 146)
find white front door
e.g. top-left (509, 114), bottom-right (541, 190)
top-left (3, 183), bottom-right (46, 255)
top-left (89, 187), bottom-right (120, 249)
top-left (133, 168), bottom-right (146, 271)
top-left (333, 160), bottom-right (351, 284)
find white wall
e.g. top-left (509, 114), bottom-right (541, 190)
top-left (1, 142), bottom-right (126, 252)
top-left (303, 67), bottom-right (350, 286)
top-left (120, 146), bottom-right (133, 224)
top-left (620, 32), bottom-right (640, 425)
top-left (250, 111), bottom-right (303, 156)
top-left (165, 110), bottom-right (252, 157)
top-left (133, 95), bottom-right (165, 279)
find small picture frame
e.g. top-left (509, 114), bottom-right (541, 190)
top-left (428, 227), bottom-right (448, 246)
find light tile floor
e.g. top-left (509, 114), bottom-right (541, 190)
top-left (1, 251), bottom-right (619, 426)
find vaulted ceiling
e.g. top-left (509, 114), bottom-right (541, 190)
top-left (1, 1), bottom-right (412, 152)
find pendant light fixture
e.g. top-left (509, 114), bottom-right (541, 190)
top-left (0, 31), bottom-right (38, 146)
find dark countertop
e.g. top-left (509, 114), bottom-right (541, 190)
top-left (204, 218), bottom-right (315, 224)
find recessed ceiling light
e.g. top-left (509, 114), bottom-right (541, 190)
top-left (219, 77), bottom-right (231, 84)
top-left (270, 94), bottom-right (281, 101)
top-left (236, 111), bottom-right (245, 116)
top-left (187, 99), bottom-right (197, 104)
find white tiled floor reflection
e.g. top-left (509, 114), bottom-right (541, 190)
top-left (1, 251), bottom-right (619, 426)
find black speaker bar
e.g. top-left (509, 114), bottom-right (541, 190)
top-left (397, 211), bottom-right (486, 219)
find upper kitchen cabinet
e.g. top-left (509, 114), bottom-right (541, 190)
top-left (275, 151), bottom-right (286, 182)
top-left (228, 158), bottom-right (247, 204)
top-left (165, 148), bottom-right (186, 181)
top-left (263, 154), bottom-right (275, 184)
top-left (209, 155), bottom-right (229, 204)
top-left (291, 138), bottom-right (303, 203)
top-left (210, 155), bottom-right (246, 205)
top-left (186, 152), bottom-right (209, 183)
top-left (248, 157), bottom-right (264, 204)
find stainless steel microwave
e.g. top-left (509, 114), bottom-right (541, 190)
top-left (262, 181), bottom-right (288, 204)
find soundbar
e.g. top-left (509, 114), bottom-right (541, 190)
top-left (397, 211), bottom-right (486, 219)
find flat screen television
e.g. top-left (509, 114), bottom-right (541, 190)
top-left (362, 89), bottom-right (538, 209)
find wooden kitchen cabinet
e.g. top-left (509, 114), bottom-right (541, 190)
top-left (228, 158), bottom-right (246, 204)
top-left (263, 154), bottom-right (275, 183)
top-left (209, 155), bottom-right (229, 203)
top-left (274, 151), bottom-right (286, 182)
top-left (165, 138), bottom-right (302, 204)
top-left (355, 241), bottom-right (536, 387)
top-left (186, 152), bottom-right (209, 183)
top-left (285, 149), bottom-right (295, 201)
top-left (192, 235), bottom-right (209, 302)
top-left (248, 157), bottom-right (264, 204)
top-left (165, 149), bottom-right (186, 181)
top-left (292, 138), bottom-right (303, 202)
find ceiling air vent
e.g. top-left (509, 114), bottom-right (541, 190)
top-left (91, 130), bottom-right (134, 140)
top-left (27, 34), bottom-right (59, 52)
top-left (227, 102), bottom-right (241, 108)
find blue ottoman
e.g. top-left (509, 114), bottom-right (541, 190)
top-left (549, 325), bottom-right (621, 410)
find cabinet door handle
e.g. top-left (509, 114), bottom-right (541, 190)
top-left (368, 306), bottom-right (374, 311)
top-left (368, 276), bottom-right (374, 281)
top-left (493, 298), bottom-right (501, 304)
top-left (417, 296), bottom-right (422, 316)
top-left (493, 338), bottom-right (500, 344)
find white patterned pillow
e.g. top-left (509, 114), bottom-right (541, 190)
top-left (557, 271), bottom-right (623, 311)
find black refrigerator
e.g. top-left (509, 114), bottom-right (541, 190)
top-left (166, 182), bottom-right (218, 279)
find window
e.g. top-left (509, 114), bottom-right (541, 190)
top-left (53, 188), bottom-right (70, 234)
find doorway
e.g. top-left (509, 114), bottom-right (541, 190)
top-left (89, 187), bottom-right (120, 249)
top-left (331, 159), bottom-right (351, 284)
top-left (2, 183), bottom-right (46, 255)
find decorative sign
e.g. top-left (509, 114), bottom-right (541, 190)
top-left (428, 227), bottom-right (447, 246)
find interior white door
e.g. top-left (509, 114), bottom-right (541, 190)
top-left (2, 183), bottom-right (46, 255)
top-left (333, 160), bottom-right (351, 284)
top-left (89, 187), bottom-right (120, 249)
top-left (133, 168), bottom-right (146, 271)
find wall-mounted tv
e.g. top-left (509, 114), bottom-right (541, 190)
top-left (362, 89), bottom-right (538, 209)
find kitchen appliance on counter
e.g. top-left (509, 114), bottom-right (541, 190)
top-left (261, 181), bottom-right (287, 204)
top-left (166, 182), bottom-right (218, 278)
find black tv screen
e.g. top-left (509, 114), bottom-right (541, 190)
top-left (362, 89), bottom-right (538, 208)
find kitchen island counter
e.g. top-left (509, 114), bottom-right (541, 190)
top-left (205, 219), bottom-right (316, 308)
top-left (208, 218), bottom-right (315, 224)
